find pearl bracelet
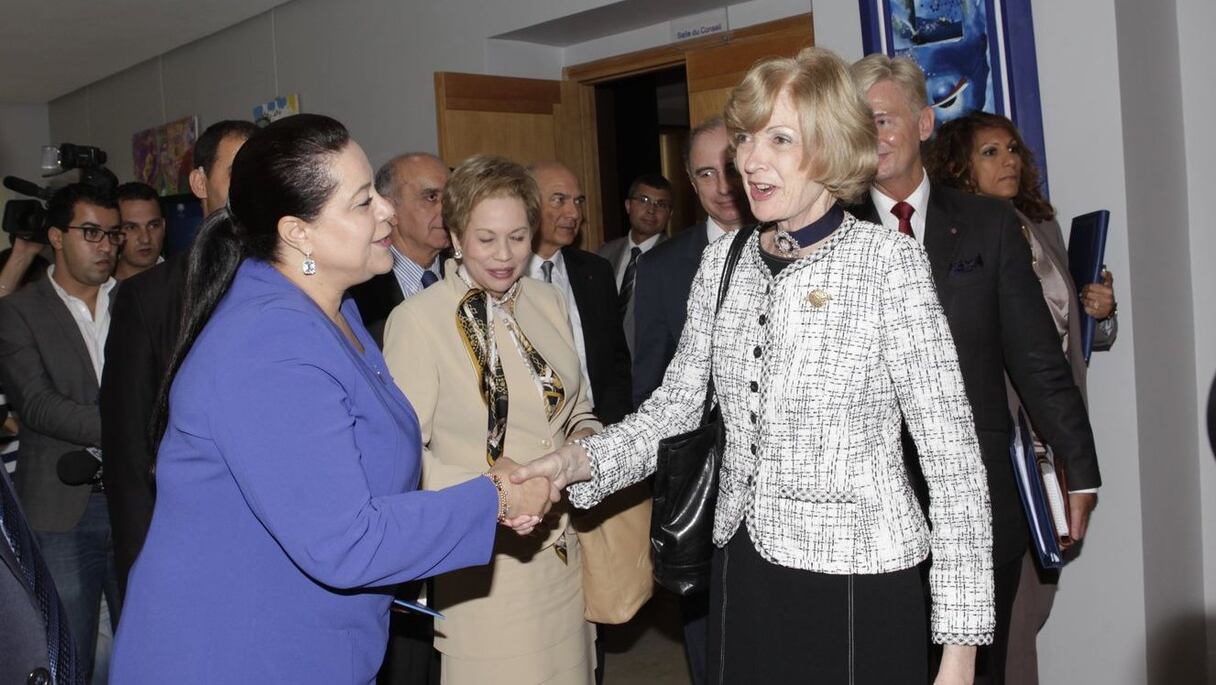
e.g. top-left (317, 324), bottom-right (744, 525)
top-left (486, 472), bottom-right (510, 523)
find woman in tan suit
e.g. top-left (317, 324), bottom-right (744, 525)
top-left (383, 155), bottom-right (598, 684)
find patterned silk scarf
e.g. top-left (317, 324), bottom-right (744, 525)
top-left (455, 268), bottom-right (566, 466)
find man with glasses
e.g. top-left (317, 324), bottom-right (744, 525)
top-left (0, 182), bottom-right (124, 680)
top-left (113, 182), bottom-right (165, 280)
top-left (598, 173), bottom-right (672, 356)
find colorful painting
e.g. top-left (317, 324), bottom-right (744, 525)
top-left (131, 116), bottom-right (199, 196)
top-left (253, 94), bottom-right (301, 127)
top-left (859, 0), bottom-right (1049, 190)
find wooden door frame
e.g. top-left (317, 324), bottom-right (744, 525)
top-left (563, 13), bottom-right (813, 85)
top-left (561, 13), bottom-right (812, 244)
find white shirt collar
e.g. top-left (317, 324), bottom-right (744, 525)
top-left (705, 217), bottom-right (730, 245)
top-left (626, 232), bottom-right (663, 252)
top-left (529, 249), bottom-right (568, 281)
top-left (46, 266), bottom-right (116, 317)
top-left (869, 169), bottom-right (931, 246)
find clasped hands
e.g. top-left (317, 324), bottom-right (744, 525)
top-left (486, 430), bottom-right (596, 536)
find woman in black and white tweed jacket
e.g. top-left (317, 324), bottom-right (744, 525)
top-left (516, 47), bottom-right (993, 684)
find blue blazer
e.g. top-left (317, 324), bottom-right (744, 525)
top-left (110, 260), bottom-right (497, 684)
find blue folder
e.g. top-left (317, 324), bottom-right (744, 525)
top-left (1009, 409), bottom-right (1066, 569)
top-left (1067, 210), bottom-right (1111, 363)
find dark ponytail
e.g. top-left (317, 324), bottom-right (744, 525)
top-left (150, 113), bottom-right (351, 452)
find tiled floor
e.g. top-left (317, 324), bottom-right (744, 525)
top-left (602, 591), bottom-right (692, 685)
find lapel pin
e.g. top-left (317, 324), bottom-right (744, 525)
top-left (950, 227), bottom-right (958, 235)
top-left (807, 290), bottom-right (831, 308)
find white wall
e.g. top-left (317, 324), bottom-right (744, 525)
top-left (0, 103), bottom-right (51, 250)
top-left (0, 104), bottom-right (51, 182)
top-left (47, 0), bottom-right (808, 183)
top-left (1177, 0), bottom-right (1216, 678)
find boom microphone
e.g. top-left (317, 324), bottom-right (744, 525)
top-left (57, 449), bottom-right (102, 486)
top-left (3, 176), bottom-right (53, 202)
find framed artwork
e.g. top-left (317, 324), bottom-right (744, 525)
top-left (131, 116), bottom-right (199, 196)
top-left (253, 94), bottom-right (301, 127)
top-left (858, 0), bottom-right (1049, 191)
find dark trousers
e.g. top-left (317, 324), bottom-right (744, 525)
top-left (35, 492), bottom-right (120, 680)
top-left (681, 591), bottom-right (710, 685)
top-left (975, 555), bottom-right (1024, 685)
top-left (708, 528), bottom-right (926, 684)
top-left (377, 581), bottom-right (437, 685)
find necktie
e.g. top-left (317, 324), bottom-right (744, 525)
top-left (541, 260), bottom-right (554, 283)
top-left (891, 201), bottom-right (916, 238)
top-left (0, 472), bottom-right (78, 683)
top-left (618, 247), bottom-right (642, 313)
top-left (420, 270), bottom-right (439, 289)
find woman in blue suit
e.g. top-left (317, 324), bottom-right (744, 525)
top-left (110, 114), bottom-right (555, 684)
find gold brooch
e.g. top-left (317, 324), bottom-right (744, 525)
top-left (807, 290), bottom-right (831, 308)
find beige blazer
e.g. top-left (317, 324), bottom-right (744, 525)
top-left (382, 264), bottom-right (600, 661)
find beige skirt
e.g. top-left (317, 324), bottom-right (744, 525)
top-left (435, 529), bottom-right (595, 684)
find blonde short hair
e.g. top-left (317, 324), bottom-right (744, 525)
top-left (442, 154), bottom-right (541, 241)
top-left (724, 46), bottom-right (877, 204)
top-left (850, 53), bottom-right (929, 111)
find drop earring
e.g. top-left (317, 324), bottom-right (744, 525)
top-left (302, 250), bottom-right (317, 276)
top-left (453, 247), bottom-right (463, 260)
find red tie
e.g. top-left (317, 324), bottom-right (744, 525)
top-left (892, 201), bottom-right (915, 238)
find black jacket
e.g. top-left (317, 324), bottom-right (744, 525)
top-left (630, 223), bottom-right (710, 409)
top-left (850, 185), bottom-right (1099, 563)
top-left (561, 247), bottom-right (632, 425)
top-left (100, 253), bottom-right (186, 594)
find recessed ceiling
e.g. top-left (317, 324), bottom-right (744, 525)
top-left (493, 0), bottom-right (731, 47)
top-left (0, 0), bottom-right (294, 104)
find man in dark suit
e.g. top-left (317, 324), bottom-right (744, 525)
top-left (849, 54), bottom-right (1100, 683)
top-left (630, 117), bottom-right (747, 685)
top-left (100, 119), bottom-right (257, 598)
top-left (527, 161), bottom-right (632, 426)
top-left (597, 173), bottom-right (672, 357)
top-left (349, 152), bottom-right (450, 346)
top-left (0, 465), bottom-right (81, 685)
top-left (0, 182), bottom-right (124, 679)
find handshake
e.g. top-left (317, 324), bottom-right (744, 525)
top-left (485, 429), bottom-right (597, 536)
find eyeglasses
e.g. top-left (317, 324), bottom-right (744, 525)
top-left (546, 193), bottom-right (587, 209)
top-left (629, 195), bottom-right (672, 212)
top-left (63, 225), bottom-right (126, 246)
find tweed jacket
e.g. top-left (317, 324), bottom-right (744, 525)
top-left (569, 214), bottom-right (995, 644)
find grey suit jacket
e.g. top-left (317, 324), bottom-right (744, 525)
top-left (0, 277), bottom-right (103, 532)
top-left (597, 233), bottom-right (666, 357)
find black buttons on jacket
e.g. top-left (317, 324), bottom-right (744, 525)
top-left (758, 314), bottom-right (767, 325)
top-left (749, 381), bottom-right (758, 392)
top-left (746, 475), bottom-right (755, 488)
top-left (749, 412), bottom-right (756, 424)
top-left (753, 346), bottom-right (762, 358)
top-left (27, 668), bottom-right (50, 685)
top-left (750, 444), bottom-right (758, 455)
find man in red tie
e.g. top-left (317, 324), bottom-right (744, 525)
top-left (846, 54), bottom-right (1102, 685)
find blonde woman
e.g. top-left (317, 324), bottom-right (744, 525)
top-left (383, 155), bottom-right (598, 684)
top-left (517, 48), bottom-right (994, 684)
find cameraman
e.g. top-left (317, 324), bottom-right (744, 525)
top-left (0, 182), bottom-right (122, 679)
top-left (0, 235), bottom-right (49, 297)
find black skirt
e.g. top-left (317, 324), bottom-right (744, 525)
top-left (708, 527), bottom-right (928, 684)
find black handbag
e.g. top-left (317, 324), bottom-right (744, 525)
top-left (650, 226), bottom-right (753, 596)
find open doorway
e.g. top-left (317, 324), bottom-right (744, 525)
top-left (594, 66), bottom-right (700, 243)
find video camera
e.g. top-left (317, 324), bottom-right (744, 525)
top-left (2, 143), bottom-right (119, 244)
